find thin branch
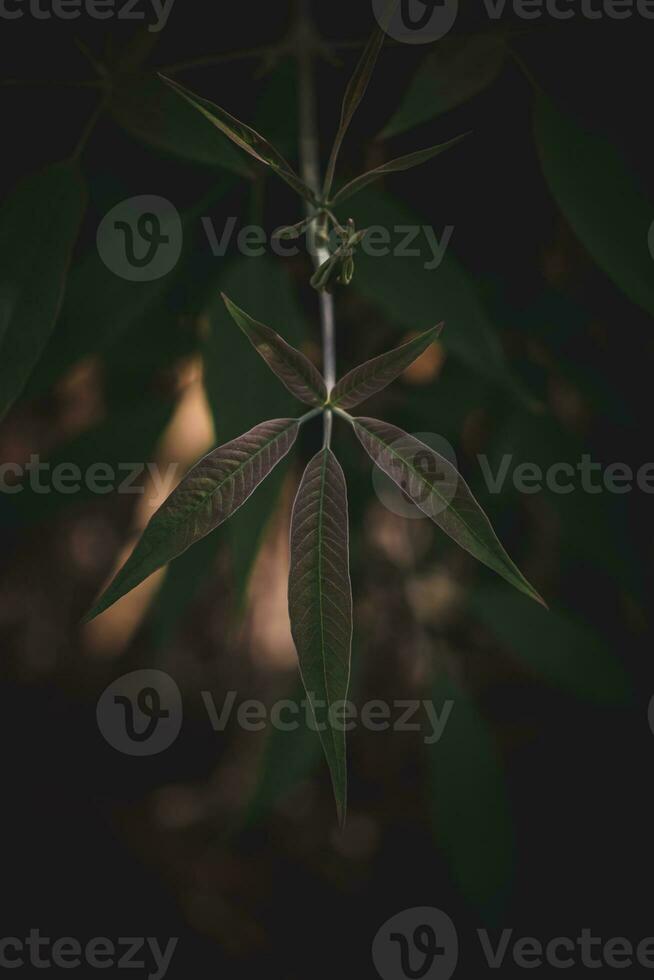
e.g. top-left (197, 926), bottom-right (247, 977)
top-left (296, 0), bottom-right (336, 448)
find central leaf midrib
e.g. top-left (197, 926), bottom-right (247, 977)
top-left (315, 450), bottom-right (341, 785)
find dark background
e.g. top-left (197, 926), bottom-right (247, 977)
top-left (1, 0), bottom-right (653, 976)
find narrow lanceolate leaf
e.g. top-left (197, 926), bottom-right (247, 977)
top-left (330, 323), bottom-right (444, 409)
top-left (222, 293), bottom-right (327, 406)
top-left (352, 418), bottom-right (545, 607)
top-left (0, 162), bottom-right (86, 420)
top-left (84, 419), bottom-right (299, 621)
top-left (289, 449), bottom-right (353, 826)
top-left (323, 22), bottom-right (387, 197)
top-left (160, 75), bottom-right (317, 204)
top-left (331, 135), bottom-right (468, 205)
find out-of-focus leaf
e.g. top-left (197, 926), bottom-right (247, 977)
top-left (323, 23), bottom-right (386, 198)
top-left (330, 323), bottom-right (443, 409)
top-left (84, 418), bottom-right (299, 621)
top-left (25, 180), bottom-right (232, 398)
top-left (469, 586), bottom-right (631, 704)
top-left (110, 73), bottom-right (250, 174)
top-left (11, 396), bottom-right (175, 526)
top-left (160, 75), bottom-right (316, 203)
top-left (243, 676), bottom-right (324, 826)
top-left (431, 671), bottom-right (513, 911)
top-left (331, 135), bottom-right (467, 205)
top-left (0, 162), bottom-right (86, 420)
top-left (288, 449), bottom-right (353, 826)
top-left (347, 189), bottom-right (530, 402)
top-left (382, 33), bottom-right (506, 138)
top-left (352, 417), bottom-right (545, 606)
top-left (222, 294), bottom-right (327, 406)
top-left (534, 95), bottom-right (654, 319)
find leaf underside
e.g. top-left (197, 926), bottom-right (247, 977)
top-left (84, 418), bottom-right (299, 621)
top-left (288, 448), bottom-right (353, 825)
top-left (330, 323), bottom-right (444, 409)
top-left (222, 293), bottom-right (327, 407)
top-left (353, 417), bottom-right (545, 606)
top-left (160, 75), bottom-right (317, 203)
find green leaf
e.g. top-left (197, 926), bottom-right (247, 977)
top-left (160, 74), bottom-right (317, 203)
top-left (469, 586), bottom-right (631, 704)
top-left (110, 73), bottom-right (250, 174)
top-left (347, 188), bottom-right (530, 401)
top-left (84, 418), bottom-right (299, 621)
top-left (204, 256), bottom-right (309, 608)
top-left (331, 135), bottom-right (468, 205)
top-left (222, 293), bottom-right (327, 406)
top-left (351, 417), bottom-right (545, 606)
top-left (288, 449), bottom-right (353, 826)
top-left (0, 162), bottom-right (86, 421)
top-left (330, 323), bottom-right (444, 409)
top-left (534, 95), bottom-right (654, 319)
top-left (323, 23), bottom-right (386, 198)
top-left (430, 671), bottom-right (513, 913)
top-left (382, 33), bottom-right (507, 138)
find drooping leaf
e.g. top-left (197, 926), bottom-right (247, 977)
top-left (469, 586), bottom-right (631, 704)
top-left (0, 162), bottom-right (86, 420)
top-left (222, 293), bottom-right (327, 406)
top-left (331, 135), bottom-right (468, 205)
top-left (382, 33), bottom-right (507, 138)
top-left (323, 23), bottom-right (386, 198)
top-left (430, 671), bottom-right (513, 914)
top-left (347, 188), bottom-right (531, 402)
top-left (110, 73), bottom-right (250, 174)
top-left (160, 75), bottom-right (317, 203)
top-left (288, 449), bottom-right (353, 825)
top-left (84, 418), bottom-right (299, 621)
top-left (351, 417), bottom-right (545, 606)
top-left (534, 95), bottom-right (654, 319)
top-left (330, 322), bottom-right (444, 409)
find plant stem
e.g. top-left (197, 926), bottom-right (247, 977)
top-left (296, 0), bottom-right (335, 448)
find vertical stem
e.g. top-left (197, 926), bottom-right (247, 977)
top-left (296, 0), bottom-right (335, 448)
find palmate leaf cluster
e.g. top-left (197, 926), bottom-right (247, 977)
top-left (76, 23), bottom-right (546, 822)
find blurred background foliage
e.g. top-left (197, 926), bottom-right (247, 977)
top-left (1, 1), bottom-right (653, 975)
